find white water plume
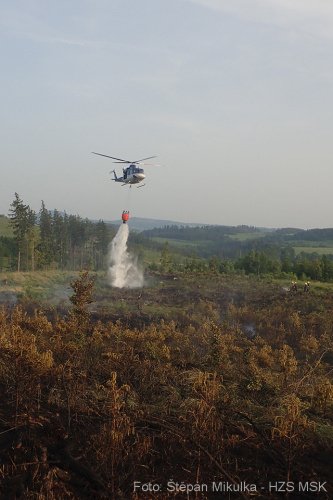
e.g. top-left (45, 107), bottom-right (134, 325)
top-left (107, 224), bottom-right (144, 288)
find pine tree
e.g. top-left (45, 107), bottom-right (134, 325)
top-left (8, 193), bottom-right (32, 271)
top-left (26, 208), bottom-right (37, 271)
top-left (53, 210), bottom-right (65, 268)
top-left (39, 201), bottom-right (54, 267)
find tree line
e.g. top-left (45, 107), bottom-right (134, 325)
top-left (154, 242), bottom-right (333, 281)
top-left (1, 193), bottom-right (113, 271)
top-left (3, 193), bottom-right (333, 282)
top-left (236, 248), bottom-right (333, 280)
top-left (143, 223), bottom-right (260, 242)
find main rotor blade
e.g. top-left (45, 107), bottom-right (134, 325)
top-left (132, 156), bottom-right (157, 163)
top-left (137, 163), bottom-right (160, 166)
top-left (92, 152), bottom-right (130, 162)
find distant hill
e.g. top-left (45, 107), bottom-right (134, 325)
top-left (139, 223), bottom-right (333, 259)
top-left (106, 217), bottom-right (202, 232)
top-left (290, 228), bottom-right (333, 241)
top-left (274, 227), bottom-right (303, 235)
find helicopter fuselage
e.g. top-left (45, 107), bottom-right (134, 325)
top-left (113, 164), bottom-right (146, 185)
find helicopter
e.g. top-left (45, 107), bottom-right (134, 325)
top-left (92, 152), bottom-right (158, 187)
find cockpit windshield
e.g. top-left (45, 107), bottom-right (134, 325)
top-left (133, 166), bottom-right (144, 173)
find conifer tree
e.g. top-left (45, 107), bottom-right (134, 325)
top-left (26, 207), bottom-right (37, 271)
top-left (53, 209), bottom-right (66, 268)
top-left (8, 193), bottom-right (34, 271)
top-left (39, 201), bottom-right (54, 267)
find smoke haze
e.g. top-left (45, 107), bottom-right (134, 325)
top-left (107, 224), bottom-right (144, 288)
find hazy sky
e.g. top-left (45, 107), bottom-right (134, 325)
top-left (1, 0), bottom-right (333, 228)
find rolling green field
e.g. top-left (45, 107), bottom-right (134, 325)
top-left (152, 232), bottom-right (267, 244)
top-left (151, 236), bottom-right (206, 247)
top-left (293, 245), bottom-right (333, 255)
top-left (229, 231), bottom-right (266, 241)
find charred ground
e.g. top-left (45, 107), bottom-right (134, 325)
top-left (0, 270), bottom-right (332, 498)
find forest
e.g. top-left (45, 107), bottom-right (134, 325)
top-left (0, 194), bottom-right (112, 272)
top-left (0, 195), bottom-right (332, 498)
top-left (2, 193), bottom-right (333, 283)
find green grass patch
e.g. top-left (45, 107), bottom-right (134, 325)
top-left (0, 270), bottom-right (79, 302)
top-left (151, 236), bottom-right (207, 247)
top-left (293, 246), bottom-right (333, 256)
top-left (229, 232), bottom-right (266, 241)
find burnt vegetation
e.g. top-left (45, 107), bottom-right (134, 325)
top-left (1, 195), bottom-right (333, 497)
top-left (0, 271), bottom-right (332, 498)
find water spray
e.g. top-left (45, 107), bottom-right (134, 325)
top-left (107, 211), bottom-right (144, 288)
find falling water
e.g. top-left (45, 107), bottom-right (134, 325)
top-left (107, 223), bottom-right (144, 288)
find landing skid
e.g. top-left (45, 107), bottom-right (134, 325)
top-left (121, 183), bottom-right (145, 188)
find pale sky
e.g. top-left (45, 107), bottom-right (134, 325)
top-left (1, 0), bottom-right (333, 228)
